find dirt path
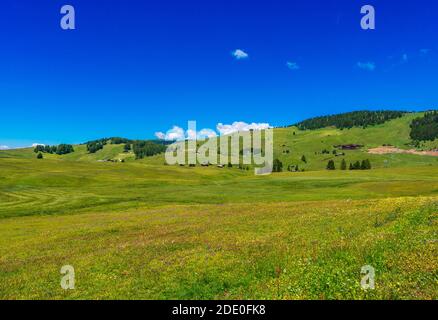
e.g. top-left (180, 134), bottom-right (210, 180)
top-left (368, 146), bottom-right (438, 157)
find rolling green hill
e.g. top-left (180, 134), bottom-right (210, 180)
top-left (2, 112), bottom-right (437, 171)
top-left (1, 111), bottom-right (437, 299)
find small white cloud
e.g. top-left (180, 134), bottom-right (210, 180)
top-left (357, 61), bottom-right (376, 71)
top-left (232, 49), bottom-right (249, 60)
top-left (0, 145), bottom-right (10, 150)
top-left (401, 53), bottom-right (408, 63)
top-left (155, 126), bottom-right (185, 141)
top-left (286, 61), bottom-right (300, 70)
top-left (154, 132), bottom-right (166, 140)
top-left (165, 126), bottom-right (185, 141)
top-left (216, 121), bottom-right (271, 136)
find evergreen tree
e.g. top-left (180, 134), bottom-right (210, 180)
top-left (366, 159), bottom-right (372, 169)
top-left (353, 161), bottom-right (361, 170)
top-left (123, 143), bottom-right (131, 152)
top-left (410, 111), bottom-right (438, 141)
top-left (326, 160), bottom-right (335, 170)
top-left (301, 155), bottom-right (307, 163)
top-left (228, 162), bottom-right (232, 168)
top-left (273, 159), bottom-right (283, 172)
top-left (349, 163), bottom-right (353, 170)
top-left (341, 159), bottom-right (347, 170)
top-left (37, 152), bottom-right (43, 159)
top-left (295, 110), bottom-right (406, 130)
top-left (361, 159), bottom-right (371, 170)
top-left (34, 145), bottom-right (45, 153)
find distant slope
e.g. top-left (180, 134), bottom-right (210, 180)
top-left (0, 143), bottom-right (136, 162)
top-left (2, 112), bottom-right (438, 171)
top-left (294, 110), bottom-right (407, 130)
top-left (273, 112), bottom-right (438, 171)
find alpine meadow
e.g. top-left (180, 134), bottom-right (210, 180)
top-left (1, 111), bottom-right (437, 299)
top-left (1, 0), bottom-right (438, 304)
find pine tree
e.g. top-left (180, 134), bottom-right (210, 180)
top-left (273, 159), bottom-right (283, 172)
top-left (326, 160), bottom-right (335, 170)
top-left (301, 155), bottom-right (307, 163)
top-left (37, 152), bottom-right (43, 159)
top-left (123, 143), bottom-right (131, 152)
top-left (341, 159), bottom-right (347, 170)
top-left (353, 161), bottom-right (361, 170)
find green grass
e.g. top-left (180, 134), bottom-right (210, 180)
top-left (0, 112), bottom-right (437, 299)
top-left (1, 157), bottom-right (438, 219)
top-left (0, 196), bottom-right (436, 299)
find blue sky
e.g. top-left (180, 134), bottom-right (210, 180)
top-left (1, 0), bottom-right (438, 147)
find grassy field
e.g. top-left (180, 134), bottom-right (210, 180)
top-left (0, 113), bottom-right (437, 299)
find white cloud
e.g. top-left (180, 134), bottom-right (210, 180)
top-left (156, 122), bottom-right (270, 141)
top-left (286, 61), bottom-right (300, 70)
top-left (357, 61), bottom-right (376, 71)
top-left (216, 121), bottom-right (271, 136)
top-left (186, 129), bottom-right (197, 140)
top-left (197, 128), bottom-right (217, 140)
top-left (154, 126), bottom-right (185, 141)
top-left (156, 126), bottom-right (218, 141)
top-left (232, 49), bottom-right (248, 60)
top-left (401, 53), bottom-right (408, 63)
top-left (165, 126), bottom-right (185, 141)
top-left (0, 145), bottom-right (10, 150)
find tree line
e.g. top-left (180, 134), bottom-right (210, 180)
top-left (295, 110), bottom-right (406, 130)
top-left (34, 144), bottom-right (74, 155)
top-left (132, 141), bottom-right (167, 159)
top-left (410, 111), bottom-right (438, 141)
top-left (327, 159), bottom-right (371, 170)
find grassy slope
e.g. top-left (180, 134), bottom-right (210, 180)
top-left (0, 196), bottom-right (436, 299)
top-left (1, 157), bottom-right (438, 219)
top-left (0, 112), bottom-right (437, 299)
top-left (3, 113), bottom-right (437, 170)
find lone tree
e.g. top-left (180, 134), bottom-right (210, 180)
top-left (37, 152), bottom-right (43, 159)
top-left (341, 159), bottom-right (347, 170)
top-left (353, 161), bottom-right (361, 170)
top-left (273, 158), bottom-right (283, 172)
top-left (361, 159), bottom-right (371, 170)
top-left (301, 155), bottom-right (307, 163)
top-left (326, 160), bottom-right (335, 170)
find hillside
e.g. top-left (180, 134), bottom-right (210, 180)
top-left (2, 112), bottom-right (437, 171)
top-left (1, 111), bottom-right (437, 299)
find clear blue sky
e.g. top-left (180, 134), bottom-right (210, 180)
top-left (1, 0), bottom-right (438, 147)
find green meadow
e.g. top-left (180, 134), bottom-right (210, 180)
top-left (0, 113), bottom-right (437, 299)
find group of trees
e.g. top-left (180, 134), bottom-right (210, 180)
top-left (34, 144), bottom-right (74, 155)
top-left (132, 141), bottom-right (167, 159)
top-left (85, 137), bottom-right (171, 155)
top-left (85, 137), bottom-right (133, 154)
top-left (410, 111), bottom-right (438, 141)
top-left (295, 110), bottom-right (406, 130)
top-left (287, 164), bottom-right (304, 172)
top-left (87, 140), bottom-right (106, 153)
top-left (327, 159), bottom-right (372, 170)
